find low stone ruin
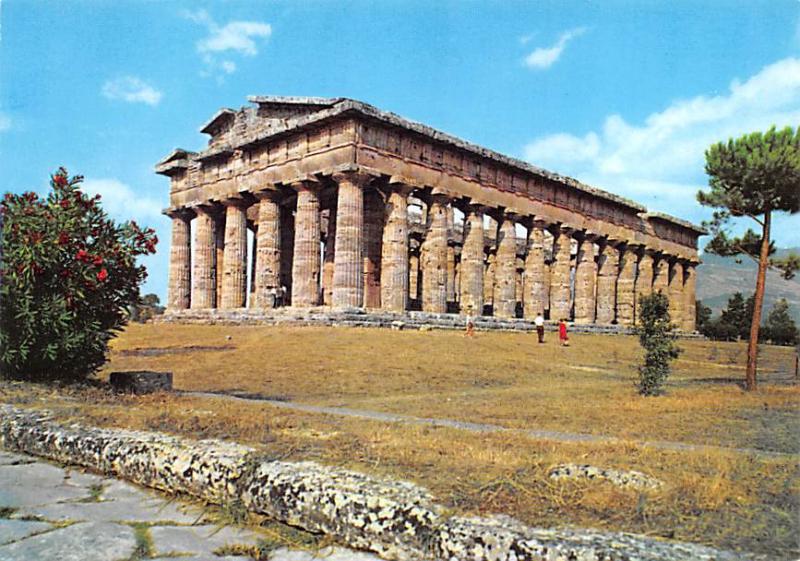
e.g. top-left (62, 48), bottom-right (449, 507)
top-left (548, 464), bottom-right (664, 491)
top-left (109, 371), bottom-right (173, 394)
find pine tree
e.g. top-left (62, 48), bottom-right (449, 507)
top-left (762, 299), bottom-right (799, 346)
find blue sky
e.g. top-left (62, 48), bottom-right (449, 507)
top-left (2, 1), bottom-right (799, 300)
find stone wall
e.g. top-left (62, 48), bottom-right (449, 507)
top-left (0, 405), bottom-right (754, 561)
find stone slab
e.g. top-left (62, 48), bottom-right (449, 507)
top-left (149, 524), bottom-right (261, 557)
top-left (0, 463), bottom-right (90, 507)
top-left (0, 521), bottom-right (137, 561)
top-left (0, 519), bottom-right (52, 545)
top-left (0, 451), bottom-right (34, 466)
top-left (269, 546), bottom-right (384, 560)
top-left (17, 496), bottom-right (203, 524)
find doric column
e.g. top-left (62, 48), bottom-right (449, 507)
top-left (596, 240), bottom-right (620, 324)
top-left (220, 199), bottom-right (248, 309)
top-left (653, 253), bottom-right (670, 295)
top-left (191, 205), bottom-right (217, 309)
top-left (214, 212), bottom-right (225, 308)
top-left (332, 171), bottom-right (370, 308)
top-left (421, 195), bottom-right (449, 313)
top-left (167, 209), bottom-right (193, 310)
top-left (380, 184), bottom-right (410, 312)
top-left (291, 181), bottom-right (321, 307)
top-left (322, 205), bottom-right (336, 306)
top-left (573, 232), bottom-right (598, 325)
top-left (249, 226), bottom-right (257, 308)
top-left (668, 258), bottom-right (684, 328)
top-left (459, 204), bottom-right (485, 316)
top-left (409, 250), bottom-right (420, 302)
top-left (363, 188), bottom-right (384, 309)
top-left (445, 205), bottom-right (456, 304)
top-left (493, 214), bottom-right (517, 319)
top-left (484, 253), bottom-right (495, 307)
top-left (254, 190), bottom-right (281, 308)
top-left (682, 261), bottom-right (698, 332)
top-left (523, 220), bottom-right (548, 319)
top-left (634, 248), bottom-right (655, 324)
top-left (615, 243), bottom-right (639, 326)
top-left (549, 224), bottom-right (573, 321)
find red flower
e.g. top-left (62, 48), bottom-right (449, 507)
top-left (97, 268), bottom-right (108, 282)
top-left (53, 175), bottom-right (68, 187)
top-left (60, 199), bottom-right (70, 209)
top-left (93, 255), bottom-right (103, 266)
top-left (58, 232), bottom-right (70, 245)
top-left (76, 249), bottom-right (89, 262)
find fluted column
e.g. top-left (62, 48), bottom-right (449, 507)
top-left (573, 233), bottom-right (598, 325)
top-left (421, 195), bottom-right (449, 313)
top-left (363, 188), bottom-right (384, 308)
top-left (409, 251), bottom-right (420, 302)
top-left (323, 205), bottom-right (337, 306)
top-left (634, 249), bottom-right (655, 324)
top-left (682, 261), bottom-right (698, 332)
top-left (191, 206), bottom-right (217, 309)
top-left (166, 209), bottom-right (193, 310)
top-left (220, 199), bottom-right (248, 309)
top-left (291, 181), bottom-right (321, 307)
top-left (616, 244), bottom-right (639, 326)
top-left (596, 240), bottom-right (620, 324)
top-left (493, 214), bottom-right (517, 319)
top-left (279, 204), bottom-right (294, 304)
top-left (214, 213), bottom-right (225, 308)
top-left (249, 226), bottom-right (258, 308)
top-left (254, 190), bottom-right (281, 308)
top-left (484, 253), bottom-right (495, 307)
top-left (380, 185), bottom-right (410, 312)
top-left (549, 225), bottom-right (573, 321)
top-left (332, 172), bottom-right (370, 308)
top-left (445, 206), bottom-right (456, 304)
top-left (460, 205), bottom-right (485, 316)
top-left (653, 253), bottom-right (670, 295)
top-left (523, 220), bottom-right (548, 319)
top-left (668, 259), bottom-right (684, 327)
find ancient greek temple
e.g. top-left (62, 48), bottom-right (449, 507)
top-left (157, 96), bottom-right (704, 330)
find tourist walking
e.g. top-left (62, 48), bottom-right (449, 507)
top-left (534, 314), bottom-right (545, 343)
top-left (559, 319), bottom-right (569, 347)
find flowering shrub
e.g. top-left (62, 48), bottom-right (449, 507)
top-left (1, 168), bottom-right (157, 382)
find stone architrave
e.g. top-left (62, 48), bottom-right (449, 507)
top-left (668, 259), bottom-right (684, 328)
top-left (682, 262), bottom-right (698, 332)
top-left (380, 185), bottom-right (410, 312)
top-left (634, 249), bottom-right (655, 324)
top-left (322, 203), bottom-right (337, 306)
top-left (549, 225), bottom-right (573, 321)
top-left (459, 205), bottom-right (485, 316)
top-left (363, 188), bottom-right (385, 309)
top-left (279, 204), bottom-right (294, 304)
top-left (653, 254), bottom-right (670, 296)
top-left (421, 195), bottom-right (449, 313)
top-left (523, 220), bottom-right (548, 319)
top-left (573, 233), bottom-right (598, 325)
top-left (596, 241), bottom-right (620, 325)
top-left (167, 209), bottom-right (193, 310)
top-left (615, 244), bottom-right (639, 326)
top-left (220, 199), bottom-right (248, 309)
top-left (493, 215), bottom-right (517, 319)
top-left (332, 172), bottom-right (370, 308)
top-left (191, 206), bottom-right (217, 309)
top-left (291, 181), bottom-right (321, 307)
top-left (254, 191), bottom-right (281, 308)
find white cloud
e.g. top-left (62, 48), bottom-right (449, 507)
top-left (521, 57), bottom-right (800, 243)
top-left (524, 27), bottom-right (586, 70)
top-left (82, 179), bottom-right (164, 225)
top-left (101, 76), bottom-right (162, 106)
top-left (183, 9), bottom-right (271, 79)
top-left (0, 112), bottom-right (10, 132)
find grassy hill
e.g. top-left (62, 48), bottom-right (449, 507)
top-left (696, 247), bottom-right (800, 324)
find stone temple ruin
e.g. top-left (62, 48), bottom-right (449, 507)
top-left (156, 96), bottom-right (704, 330)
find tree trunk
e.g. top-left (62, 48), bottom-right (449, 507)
top-left (745, 210), bottom-right (771, 391)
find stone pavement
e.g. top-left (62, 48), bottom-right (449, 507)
top-left (0, 450), bottom-right (381, 561)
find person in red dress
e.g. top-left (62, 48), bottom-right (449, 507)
top-left (558, 319), bottom-right (569, 347)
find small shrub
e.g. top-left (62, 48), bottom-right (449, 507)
top-left (1, 168), bottom-right (157, 382)
top-left (635, 292), bottom-right (681, 396)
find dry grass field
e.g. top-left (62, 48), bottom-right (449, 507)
top-left (2, 323), bottom-right (799, 558)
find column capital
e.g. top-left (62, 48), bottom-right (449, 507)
top-left (253, 188), bottom-right (282, 202)
top-left (331, 169), bottom-right (377, 188)
top-left (289, 177), bottom-right (322, 193)
top-left (221, 196), bottom-right (249, 209)
top-left (165, 207), bottom-right (195, 220)
top-left (193, 202), bottom-right (222, 216)
top-left (550, 222), bottom-right (576, 236)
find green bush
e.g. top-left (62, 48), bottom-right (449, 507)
top-left (1, 168), bottom-right (157, 382)
top-left (635, 291), bottom-right (681, 396)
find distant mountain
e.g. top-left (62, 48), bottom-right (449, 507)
top-left (696, 247), bottom-right (800, 324)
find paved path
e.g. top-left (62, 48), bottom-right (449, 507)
top-left (186, 391), bottom-right (797, 461)
top-left (0, 450), bottom-right (380, 561)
